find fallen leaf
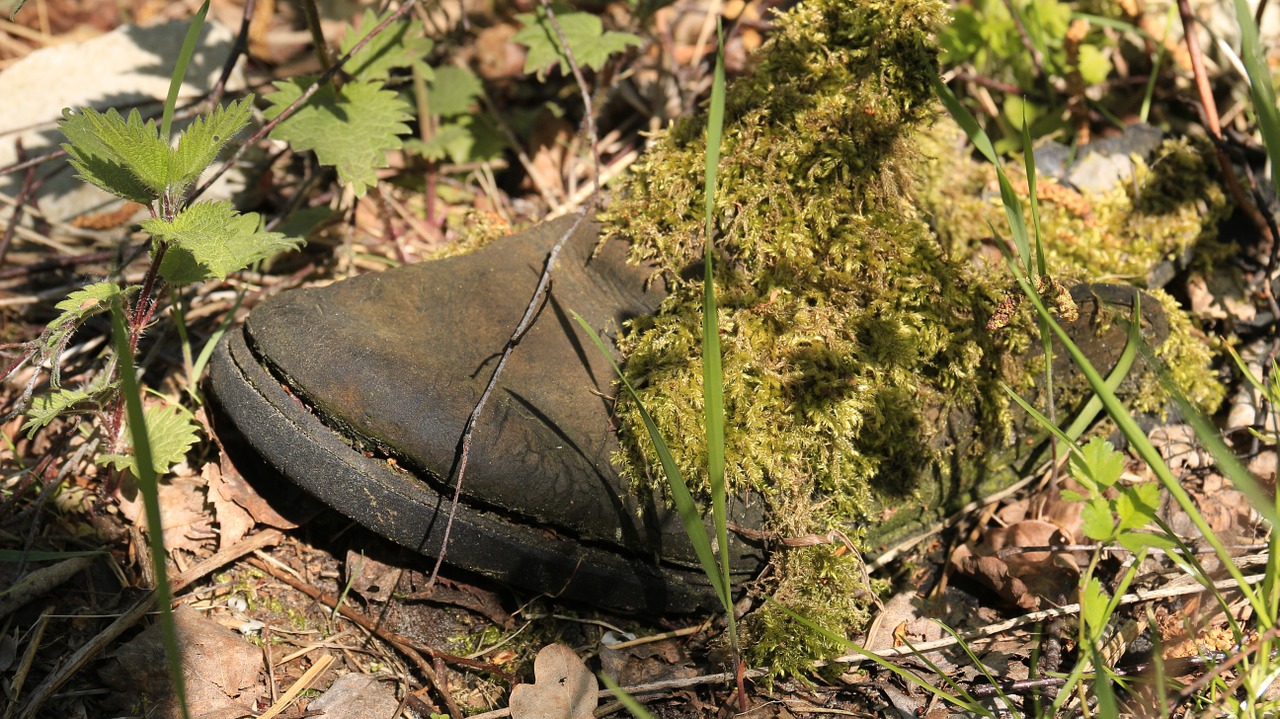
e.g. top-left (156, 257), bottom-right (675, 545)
top-left (204, 463), bottom-right (254, 549)
top-left (99, 604), bottom-right (261, 719)
top-left (216, 454), bottom-right (300, 530)
top-left (308, 674), bottom-right (399, 719)
top-left (509, 643), bottom-right (597, 719)
top-left (116, 471), bottom-right (213, 556)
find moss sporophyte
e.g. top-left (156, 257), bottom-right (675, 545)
top-left (603, 0), bottom-right (1224, 674)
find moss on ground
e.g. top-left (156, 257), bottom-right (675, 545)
top-left (603, 0), bottom-right (1225, 676)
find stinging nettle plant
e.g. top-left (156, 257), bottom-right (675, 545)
top-left (6, 95), bottom-right (301, 471)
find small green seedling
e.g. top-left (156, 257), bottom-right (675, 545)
top-left (1062, 436), bottom-right (1160, 546)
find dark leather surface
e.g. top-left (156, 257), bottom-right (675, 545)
top-left (242, 214), bottom-right (765, 571)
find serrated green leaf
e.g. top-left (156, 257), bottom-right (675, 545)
top-left (142, 201), bottom-right (302, 284)
top-left (172, 96), bottom-right (254, 194)
top-left (1076, 44), bottom-right (1112, 86)
top-left (1080, 575), bottom-right (1109, 637)
top-left (98, 402), bottom-right (200, 476)
top-left (427, 66), bottom-right (482, 117)
top-left (50, 281), bottom-right (128, 331)
top-left (265, 77), bottom-right (412, 197)
top-left (339, 9), bottom-right (433, 82)
top-left (22, 375), bottom-right (117, 437)
top-left (1071, 436), bottom-right (1124, 490)
top-left (60, 107), bottom-right (166, 203)
top-left (404, 115), bottom-right (504, 165)
top-left (1080, 497), bottom-right (1116, 542)
top-left (44, 282), bottom-right (139, 357)
top-left (514, 4), bottom-right (642, 78)
top-left (1115, 483), bottom-right (1160, 533)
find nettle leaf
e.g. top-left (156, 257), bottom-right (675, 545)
top-left (142, 201), bottom-right (302, 284)
top-left (265, 77), bottom-right (412, 197)
top-left (427, 66), bottom-right (482, 117)
top-left (98, 402), bottom-right (200, 476)
top-left (339, 9), bottom-right (433, 82)
top-left (48, 281), bottom-right (130, 334)
top-left (172, 96), bottom-right (254, 195)
top-left (60, 107), bottom-right (167, 203)
top-left (514, 3), bottom-right (642, 79)
top-left (22, 374), bottom-right (117, 437)
top-left (404, 115), bottom-right (504, 164)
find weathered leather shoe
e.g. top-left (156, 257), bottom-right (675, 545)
top-left (208, 214), bottom-right (767, 613)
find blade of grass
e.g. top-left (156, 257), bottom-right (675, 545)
top-left (160, 0), bottom-right (210, 143)
top-left (934, 75), bottom-right (1033, 275)
top-left (1015, 273), bottom-right (1275, 626)
top-left (701, 20), bottom-right (734, 647)
top-left (600, 673), bottom-right (659, 719)
top-left (1234, 0), bottom-right (1280, 200)
top-left (109, 301), bottom-right (190, 719)
top-left (569, 312), bottom-right (728, 611)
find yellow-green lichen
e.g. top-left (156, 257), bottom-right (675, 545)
top-left (603, 0), bottom-right (1225, 677)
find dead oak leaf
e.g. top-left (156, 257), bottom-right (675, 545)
top-left (510, 643), bottom-right (597, 719)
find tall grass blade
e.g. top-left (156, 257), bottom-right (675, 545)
top-left (933, 75), bottom-right (1033, 274)
top-left (569, 312), bottom-right (729, 611)
top-left (160, 0), bottom-right (210, 143)
top-left (701, 21), bottom-right (734, 640)
top-left (1234, 0), bottom-right (1280, 200)
top-left (1014, 276), bottom-right (1275, 624)
top-left (109, 302), bottom-right (190, 719)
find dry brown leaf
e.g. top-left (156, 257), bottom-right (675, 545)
top-left (509, 644), bottom-right (597, 719)
top-left (308, 673), bottom-right (399, 719)
top-left (99, 604), bottom-right (262, 719)
top-left (116, 471), bottom-right (213, 556)
top-left (952, 519), bottom-right (1079, 610)
top-left (204, 463), bottom-right (254, 549)
top-left (216, 454), bottom-right (299, 530)
top-left (599, 639), bottom-right (698, 688)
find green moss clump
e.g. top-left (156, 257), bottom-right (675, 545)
top-left (603, 0), bottom-right (1225, 676)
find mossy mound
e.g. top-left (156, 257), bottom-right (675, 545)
top-left (603, 0), bottom-right (1225, 676)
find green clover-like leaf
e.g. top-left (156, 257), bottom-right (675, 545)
top-left (142, 201), bottom-right (302, 284)
top-left (1070, 436), bottom-right (1124, 491)
top-left (265, 77), bottom-right (412, 197)
top-left (514, 4), bottom-right (642, 79)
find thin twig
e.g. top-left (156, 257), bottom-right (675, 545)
top-left (208, 0), bottom-right (255, 107)
top-left (1175, 0), bottom-right (1275, 252)
top-left (246, 556), bottom-right (497, 719)
top-left (425, 211), bottom-right (591, 586)
top-left (828, 572), bottom-right (1267, 665)
top-left (0, 138), bottom-right (37, 268)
